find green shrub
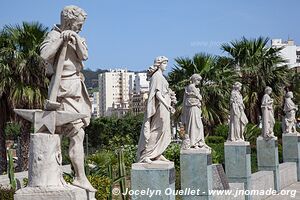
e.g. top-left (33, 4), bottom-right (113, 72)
top-left (244, 123), bottom-right (261, 144)
top-left (4, 122), bottom-right (21, 140)
top-left (0, 186), bottom-right (15, 200)
top-left (274, 121), bottom-right (282, 139)
top-left (164, 143), bottom-right (181, 170)
top-left (123, 145), bottom-right (137, 170)
top-left (278, 143), bottom-right (283, 163)
top-left (208, 143), bottom-right (224, 164)
top-left (213, 124), bottom-right (229, 139)
top-left (87, 150), bottom-right (118, 176)
top-left (88, 175), bottom-right (111, 200)
top-left (205, 136), bottom-right (225, 144)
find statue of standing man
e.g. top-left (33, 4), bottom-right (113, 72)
top-left (40, 5), bottom-right (95, 192)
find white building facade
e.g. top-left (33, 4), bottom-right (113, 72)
top-left (98, 69), bottom-right (150, 117)
top-left (99, 69), bottom-right (135, 117)
top-left (90, 92), bottom-right (100, 118)
top-left (271, 39), bottom-right (300, 69)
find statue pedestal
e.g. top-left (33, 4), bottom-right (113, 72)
top-left (282, 134), bottom-right (300, 181)
top-left (14, 185), bottom-right (95, 200)
top-left (180, 148), bottom-right (212, 200)
top-left (131, 161), bottom-right (175, 200)
top-left (224, 141), bottom-right (251, 200)
top-left (28, 133), bottom-right (62, 186)
top-left (256, 136), bottom-right (280, 191)
top-left (14, 133), bottom-right (95, 200)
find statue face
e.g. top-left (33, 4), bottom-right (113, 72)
top-left (71, 16), bottom-right (85, 33)
top-left (160, 61), bottom-right (168, 71)
top-left (194, 79), bottom-right (201, 85)
top-left (266, 89), bottom-right (272, 95)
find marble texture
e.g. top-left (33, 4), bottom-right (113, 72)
top-left (212, 164), bottom-right (229, 190)
top-left (131, 161), bottom-right (175, 200)
top-left (14, 185), bottom-right (95, 200)
top-left (279, 162), bottom-right (297, 189)
top-left (137, 56), bottom-right (176, 164)
top-left (14, 5), bottom-right (96, 197)
top-left (227, 82), bottom-right (248, 142)
top-left (224, 141), bottom-right (251, 200)
top-left (256, 136), bottom-right (280, 191)
top-left (283, 91), bottom-right (298, 134)
top-left (180, 148), bottom-right (212, 200)
top-left (282, 134), bottom-right (300, 181)
top-left (261, 87), bottom-right (275, 138)
top-left (181, 74), bottom-right (210, 149)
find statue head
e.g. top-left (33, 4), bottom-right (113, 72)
top-left (233, 82), bottom-right (242, 91)
top-left (286, 91), bottom-right (293, 98)
top-left (190, 74), bottom-right (202, 85)
top-left (265, 86), bottom-right (272, 95)
top-left (61, 5), bottom-right (87, 33)
top-left (154, 56), bottom-right (168, 71)
top-left (147, 56), bottom-right (168, 80)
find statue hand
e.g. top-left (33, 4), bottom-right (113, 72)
top-left (61, 30), bottom-right (78, 44)
top-left (168, 105), bottom-right (175, 114)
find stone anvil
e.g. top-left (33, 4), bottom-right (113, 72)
top-left (14, 109), bottom-right (87, 134)
top-left (13, 109), bottom-right (95, 200)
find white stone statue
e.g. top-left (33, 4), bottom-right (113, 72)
top-left (283, 91), bottom-right (298, 134)
top-left (227, 82), bottom-right (248, 142)
top-left (137, 56), bottom-right (177, 164)
top-left (40, 5), bottom-right (95, 192)
top-left (181, 74), bottom-right (210, 150)
top-left (261, 86), bottom-right (276, 138)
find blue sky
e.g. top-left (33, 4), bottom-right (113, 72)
top-left (1, 0), bottom-right (300, 72)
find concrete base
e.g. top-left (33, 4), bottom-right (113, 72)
top-left (14, 185), bottom-right (96, 200)
top-left (131, 161), bottom-right (175, 200)
top-left (279, 162), bottom-right (297, 189)
top-left (180, 148), bottom-right (212, 200)
top-left (282, 134), bottom-right (300, 181)
top-left (256, 136), bottom-right (280, 191)
top-left (224, 141), bottom-right (251, 200)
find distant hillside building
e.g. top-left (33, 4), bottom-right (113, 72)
top-left (271, 39), bottom-right (300, 71)
top-left (98, 69), bottom-right (135, 116)
top-left (98, 69), bottom-right (149, 117)
top-left (131, 91), bottom-right (149, 115)
top-left (89, 92), bottom-right (100, 118)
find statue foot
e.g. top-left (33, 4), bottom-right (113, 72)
top-left (157, 155), bottom-right (170, 162)
top-left (142, 157), bottom-right (153, 164)
top-left (72, 177), bottom-right (97, 192)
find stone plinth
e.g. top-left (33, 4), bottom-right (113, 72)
top-left (131, 161), bottom-right (175, 200)
top-left (224, 141), bottom-right (251, 200)
top-left (256, 136), bottom-right (280, 191)
top-left (28, 133), bottom-right (62, 186)
top-left (180, 148), bottom-right (212, 200)
top-left (282, 134), bottom-right (300, 181)
top-left (14, 185), bottom-right (96, 200)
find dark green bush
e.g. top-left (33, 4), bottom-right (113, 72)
top-left (213, 124), bottom-right (229, 139)
top-left (205, 136), bottom-right (225, 144)
top-left (164, 143), bottom-right (181, 170)
top-left (208, 143), bottom-right (224, 164)
top-left (0, 186), bottom-right (15, 200)
top-left (88, 175), bottom-right (111, 200)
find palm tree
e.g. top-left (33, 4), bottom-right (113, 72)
top-left (0, 22), bottom-right (48, 172)
top-left (168, 53), bottom-right (238, 132)
top-left (221, 37), bottom-right (291, 123)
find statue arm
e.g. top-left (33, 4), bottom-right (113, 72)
top-left (40, 34), bottom-right (64, 62)
top-left (74, 35), bottom-right (88, 61)
top-left (156, 91), bottom-right (173, 112)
